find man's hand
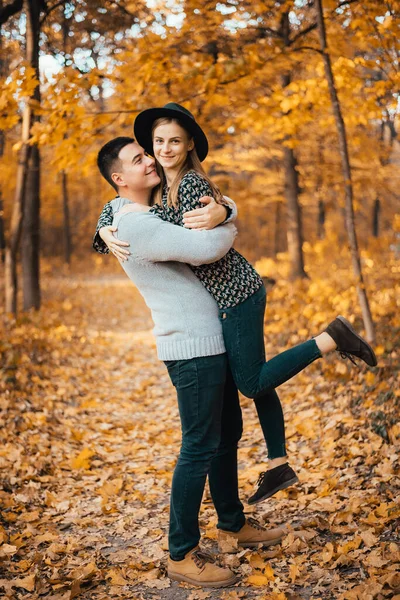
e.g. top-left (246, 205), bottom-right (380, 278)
top-left (99, 226), bottom-right (130, 261)
top-left (183, 196), bottom-right (229, 230)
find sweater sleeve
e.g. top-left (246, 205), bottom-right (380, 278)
top-left (151, 172), bottom-right (236, 227)
top-left (119, 214), bottom-right (237, 266)
top-left (92, 201), bottom-right (114, 254)
top-left (221, 196), bottom-right (237, 223)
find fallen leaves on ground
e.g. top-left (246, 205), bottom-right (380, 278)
top-left (0, 246), bottom-right (399, 599)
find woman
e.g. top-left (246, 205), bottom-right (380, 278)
top-left (93, 103), bottom-right (377, 505)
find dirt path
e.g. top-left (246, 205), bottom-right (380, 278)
top-left (1, 273), bottom-right (399, 600)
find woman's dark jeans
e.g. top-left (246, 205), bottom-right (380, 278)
top-left (165, 354), bottom-right (245, 561)
top-left (219, 285), bottom-right (322, 459)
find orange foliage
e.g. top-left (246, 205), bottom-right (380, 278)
top-left (0, 244), bottom-right (398, 598)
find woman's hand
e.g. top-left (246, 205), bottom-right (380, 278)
top-left (99, 226), bottom-right (130, 261)
top-left (182, 196), bottom-right (228, 230)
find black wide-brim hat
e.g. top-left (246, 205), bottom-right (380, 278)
top-left (134, 102), bottom-right (209, 162)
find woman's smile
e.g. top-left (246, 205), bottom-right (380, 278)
top-left (153, 121), bottom-right (194, 175)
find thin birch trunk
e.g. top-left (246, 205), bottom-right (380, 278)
top-left (0, 194), bottom-right (5, 264)
top-left (274, 201), bottom-right (282, 256)
top-left (372, 198), bottom-right (380, 238)
top-left (22, 143), bottom-right (40, 309)
top-left (316, 140), bottom-right (325, 240)
top-left (0, 3), bottom-right (6, 264)
top-left (62, 171), bottom-right (72, 263)
top-left (5, 108), bottom-right (32, 314)
top-left (315, 0), bottom-right (375, 342)
top-left (21, 0), bottom-right (41, 311)
top-left (281, 11), bottom-right (307, 280)
top-left (60, 4), bottom-right (72, 265)
top-left (282, 143), bottom-right (307, 278)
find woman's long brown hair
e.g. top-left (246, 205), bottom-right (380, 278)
top-left (151, 117), bottom-right (223, 208)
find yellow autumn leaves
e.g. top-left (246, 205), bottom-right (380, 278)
top-left (1, 238), bottom-right (399, 599)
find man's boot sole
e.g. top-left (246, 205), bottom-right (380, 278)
top-left (247, 475), bottom-right (299, 505)
top-left (168, 570), bottom-right (238, 588)
top-left (239, 534), bottom-right (284, 548)
top-left (336, 316), bottom-right (377, 366)
top-left (218, 533), bottom-right (284, 553)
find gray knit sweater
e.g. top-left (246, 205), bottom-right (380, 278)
top-left (111, 198), bottom-right (237, 361)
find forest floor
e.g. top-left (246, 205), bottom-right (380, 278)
top-left (0, 243), bottom-right (399, 600)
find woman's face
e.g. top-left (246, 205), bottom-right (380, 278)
top-left (153, 120), bottom-right (194, 172)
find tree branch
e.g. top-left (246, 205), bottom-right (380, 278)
top-left (0, 0), bottom-right (23, 25)
top-left (251, 25), bottom-right (281, 39)
top-left (40, 0), bottom-right (65, 25)
top-left (104, 0), bottom-right (141, 19)
top-left (336, 0), bottom-right (360, 8)
top-left (290, 45), bottom-right (322, 54)
top-left (83, 67), bottom-right (273, 116)
top-left (290, 23), bottom-right (317, 45)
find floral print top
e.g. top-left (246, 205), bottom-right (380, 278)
top-left (93, 170), bottom-right (263, 309)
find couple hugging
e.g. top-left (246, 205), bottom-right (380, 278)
top-left (92, 102), bottom-right (377, 588)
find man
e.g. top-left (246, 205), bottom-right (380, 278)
top-left (96, 137), bottom-right (285, 588)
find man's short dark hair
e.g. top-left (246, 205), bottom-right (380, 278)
top-left (97, 137), bottom-right (135, 192)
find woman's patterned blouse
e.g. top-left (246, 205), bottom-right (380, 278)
top-left (92, 170), bottom-right (263, 309)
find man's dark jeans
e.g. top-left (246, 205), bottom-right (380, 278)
top-left (165, 354), bottom-right (245, 561)
top-left (219, 285), bottom-right (322, 459)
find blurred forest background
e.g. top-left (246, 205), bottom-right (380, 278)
top-left (0, 2), bottom-right (399, 599)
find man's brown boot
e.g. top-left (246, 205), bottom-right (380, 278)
top-left (167, 546), bottom-right (238, 588)
top-left (218, 517), bottom-right (285, 552)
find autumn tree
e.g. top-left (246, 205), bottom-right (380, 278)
top-left (2, 0), bottom-right (42, 314)
top-left (21, 0), bottom-right (43, 311)
top-left (314, 0), bottom-right (379, 342)
top-left (1, 0), bottom-right (399, 308)
top-left (0, 0), bottom-right (7, 263)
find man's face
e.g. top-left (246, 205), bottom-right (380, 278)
top-left (112, 143), bottom-right (160, 191)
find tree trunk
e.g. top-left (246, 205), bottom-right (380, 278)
top-left (5, 108), bottom-right (32, 314)
top-left (281, 11), bottom-right (307, 280)
top-left (274, 201), bottom-right (281, 256)
top-left (22, 143), bottom-right (40, 310)
top-left (21, 0), bottom-right (41, 311)
top-left (372, 198), bottom-right (380, 238)
top-left (315, 0), bottom-right (375, 343)
top-left (0, 195), bottom-right (5, 264)
top-left (318, 200), bottom-right (326, 240)
top-left (60, 6), bottom-right (72, 265)
top-left (283, 144), bottom-right (307, 278)
top-left (316, 139), bottom-right (325, 240)
top-left (62, 170), bottom-right (72, 263)
top-left (385, 113), bottom-right (397, 147)
top-left (0, 6), bottom-right (6, 263)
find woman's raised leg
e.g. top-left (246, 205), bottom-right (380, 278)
top-left (219, 285), bottom-right (321, 399)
